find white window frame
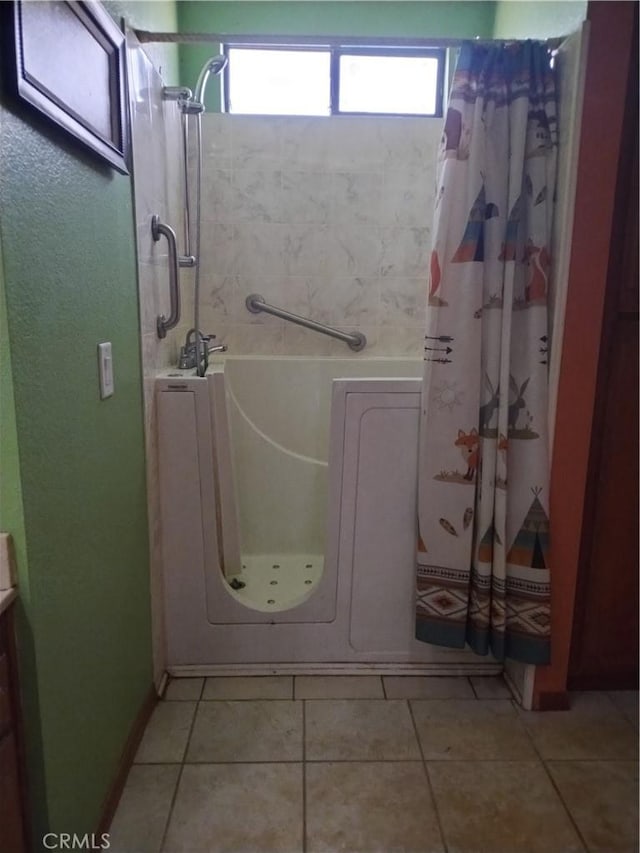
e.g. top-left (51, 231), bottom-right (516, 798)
top-left (223, 42), bottom-right (446, 118)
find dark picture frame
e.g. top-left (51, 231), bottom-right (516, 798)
top-left (10, 0), bottom-right (129, 174)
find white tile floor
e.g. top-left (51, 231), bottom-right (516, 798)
top-left (109, 677), bottom-right (639, 853)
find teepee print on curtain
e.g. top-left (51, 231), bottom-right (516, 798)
top-left (416, 41), bottom-right (556, 664)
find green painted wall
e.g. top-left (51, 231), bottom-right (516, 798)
top-left (106, 0), bottom-right (180, 84)
top-left (0, 244), bottom-right (29, 615)
top-left (0, 0), bottom-right (178, 843)
top-left (493, 1), bottom-right (587, 39)
top-left (0, 217), bottom-right (50, 842)
top-left (177, 1), bottom-right (497, 111)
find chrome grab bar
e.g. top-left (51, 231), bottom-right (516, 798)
top-left (245, 293), bottom-right (367, 352)
top-left (152, 215), bottom-right (181, 339)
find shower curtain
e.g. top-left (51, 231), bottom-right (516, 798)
top-left (416, 41), bottom-right (556, 664)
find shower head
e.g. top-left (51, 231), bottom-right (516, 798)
top-left (192, 55), bottom-right (228, 110)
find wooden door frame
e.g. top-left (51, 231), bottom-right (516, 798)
top-left (532, 1), bottom-right (638, 710)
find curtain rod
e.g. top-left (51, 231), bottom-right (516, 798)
top-left (134, 30), bottom-right (564, 50)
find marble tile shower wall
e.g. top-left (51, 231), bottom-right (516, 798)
top-left (198, 114), bottom-right (443, 356)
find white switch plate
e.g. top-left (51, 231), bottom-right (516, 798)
top-left (97, 342), bottom-right (114, 399)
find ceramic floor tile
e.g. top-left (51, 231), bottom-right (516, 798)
top-left (608, 690), bottom-right (639, 727)
top-left (295, 675), bottom-right (383, 699)
top-left (428, 760), bottom-right (584, 853)
top-left (186, 700), bottom-right (302, 762)
top-left (305, 699), bottom-right (421, 761)
top-left (518, 692), bottom-right (638, 760)
top-left (164, 677), bottom-right (204, 701)
top-left (202, 675), bottom-right (293, 700)
top-left (383, 676), bottom-right (475, 699)
top-left (163, 763), bottom-right (303, 852)
top-left (412, 699), bottom-right (537, 760)
top-left (547, 760), bottom-right (639, 852)
top-left (306, 761), bottom-right (444, 852)
top-left (135, 702), bottom-right (196, 764)
top-left (109, 764), bottom-right (180, 853)
top-left (470, 675), bottom-right (513, 699)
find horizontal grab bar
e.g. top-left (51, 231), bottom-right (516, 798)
top-left (245, 294), bottom-right (367, 352)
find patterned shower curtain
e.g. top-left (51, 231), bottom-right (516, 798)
top-left (416, 41), bottom-right (556, 664)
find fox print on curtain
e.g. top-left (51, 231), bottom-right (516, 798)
top-left (416, 41), bottom-right (557, 663)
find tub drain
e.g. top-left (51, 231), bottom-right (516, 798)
top-left (267, 599), bottom-right (276, 604)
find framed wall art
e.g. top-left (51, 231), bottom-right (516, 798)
top-left (9, 1), bottom-right (129, 174)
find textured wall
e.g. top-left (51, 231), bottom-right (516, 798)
top-left (0, 0), bottom-right (177, 839)
top-left (0, 101), bottom-right (152, 838)
top-left (105, 0), bottom-right (180, 85)
top-left (493, 1), bottom-right (586, 39)
top-left (0, 222), bottom-right (49, 837)
top-left (198, 113), bottom-right (442, 356)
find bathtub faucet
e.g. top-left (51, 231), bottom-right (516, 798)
top-left (178, 329), bottom-right (228, 370)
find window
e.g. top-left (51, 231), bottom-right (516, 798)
top-left (223, 43), bottom-right (445, 118)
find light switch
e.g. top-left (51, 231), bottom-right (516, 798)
top-left (98, 342), bottom-right (114, 399)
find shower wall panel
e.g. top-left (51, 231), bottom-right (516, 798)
top-left (127, 31), bottom-right (188, 686)
top-left (197, 114), bottom-right (443, 356)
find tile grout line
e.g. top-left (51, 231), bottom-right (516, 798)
top-left (538, 759), bottom-right (589, 853)
top-left (158, 699), bottom-right (201, 853)
top-left (302, 699), bottom-right (307, 853)
top-left (170, 758), bottom-right (427, 765)
top-left (515, 702), bottom-right (590, 853)
top-left (407, 699), bottom-right (449, 853)
top-left (136, 755), bottom-right (638, 766)
top-left (188, 695), bottom-right (492, 705)
top-left (169, 696), bottom-right (306, 702)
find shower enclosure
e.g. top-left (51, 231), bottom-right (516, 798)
top-left (127, 25), bottom-right (589, 685)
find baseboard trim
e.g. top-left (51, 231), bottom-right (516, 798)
top-left (532, 689), bottom-right (571, 711)
top-left (167, 662), bottom-right (503, 677)
top-left (156, 670), bottom-right (169, 699)
top-left (96, 684), bottom-right (158, 836)
top-left (503, 668), bottom-right (523, 707)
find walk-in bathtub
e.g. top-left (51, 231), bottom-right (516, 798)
top-left (156, 357), bottom-right (498, 675)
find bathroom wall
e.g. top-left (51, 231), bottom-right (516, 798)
top-left (0, 0), bottom-right (178, 840)
top-left (198, 114), bottom-right (442, 355)
top-left (0, 95), bottom-right (151, 841)
top-left (0, 227), bottom-right (47, 836)
top-left (177, 1), bottom-right (497, 111)
top-left (493, 1), bottom-right (587, 39)
top-left (105, 0), bottom-right (180, 84)
top-left (0, 249), bottom-right (27, 616)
